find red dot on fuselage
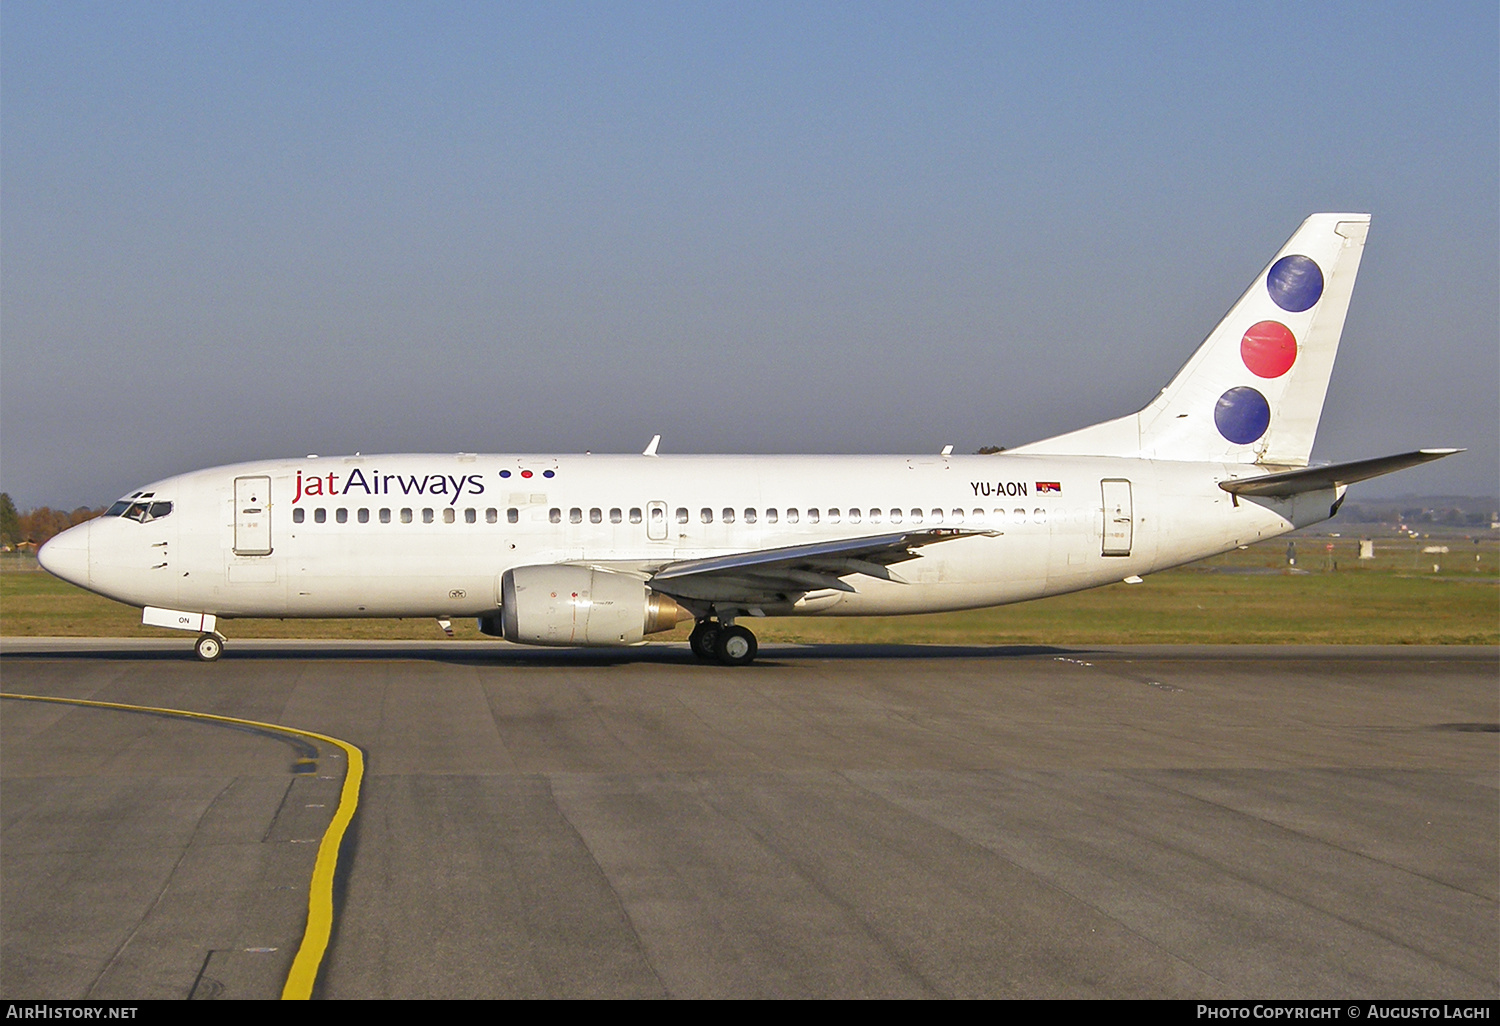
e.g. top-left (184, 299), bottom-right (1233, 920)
top-left (521, 469), bottom-right (532, 478)
top-left (1240, 320), bottom-right (1297, 378)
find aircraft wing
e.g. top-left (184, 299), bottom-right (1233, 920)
top-left (1219, 448), bottom-right (1462, 498)
top-left (646, 528), bottom-right (989, 604)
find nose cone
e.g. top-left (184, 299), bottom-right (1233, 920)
top-left (38, 521), bottom-right (91, 586)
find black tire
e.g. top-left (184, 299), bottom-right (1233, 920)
top-left (688, 621), bottom-right (719, 661)
top-left (714, 625), bottom-right (757, 666)
top-left (195, 633), bottom-right (223, 662)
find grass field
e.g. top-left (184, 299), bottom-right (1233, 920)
top-left (2, 536), bottom-right (1495, 646)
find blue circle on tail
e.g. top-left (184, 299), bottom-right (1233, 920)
top-left (1265, 255), bottom-right (1323, 312)
top-left (1215, 386), bottom-right (1271, 444)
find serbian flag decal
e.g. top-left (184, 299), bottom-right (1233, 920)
top-left (1035, 482), bottom-right (1062, 493)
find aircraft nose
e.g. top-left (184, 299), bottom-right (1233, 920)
top-left (37, 521), bottom-right (91, 586)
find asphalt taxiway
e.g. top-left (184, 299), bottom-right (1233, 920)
top-left (2, 640), bottom-right (1495, 998)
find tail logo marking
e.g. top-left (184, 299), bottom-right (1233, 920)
top-left (1265, 254), bottom-right (1324, 312)
top-left (1240, 320), bottom-right (1298, 378)
top-left (1215, 386), bottom-right (1272, 445)
top-left (1216, 253), bottom-right (1326, 443)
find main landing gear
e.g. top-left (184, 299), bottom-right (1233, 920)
top-left (688, 618), bottom-right (758, 667)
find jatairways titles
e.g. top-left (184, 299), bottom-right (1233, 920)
top-left (37, 213), bottom-right (1461, 665)
top-left (292, 468), bottom-right (487, 504)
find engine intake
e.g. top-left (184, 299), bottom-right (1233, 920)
top-left (494, 565), bottom-right (689, 646)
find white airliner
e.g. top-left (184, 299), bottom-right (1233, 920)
top-left (39, 213), bottom-right (1458, 664)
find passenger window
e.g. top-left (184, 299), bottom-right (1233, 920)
top-left (570, 508), bottom-right (582, 524)
top-left (973, 509), bottom-right (986, 522)
top-left (585, 508), bottom-right (599, 524)
top-left (787, 508), bottom-right (799, 523)
top-left (675, 507), bottom-right (688, 524)
top-left (629, 508), bottom-right (642, 524)
top-left (828, 508), bottom-right (841, 523)
top-left (486, 508), bottom-right (498, 524)
top-left (549, 508), bottom-right (561, 523)
top-left (610, 508), bottom-right (622, 523)
top-left (400, 508), bottom-right (413, 523)
top-left (422, 508), bottom-right (434, 524)
top-left (909, 509), bottom-right (922, 523)
top-left (380, 508), bottom-right (392, 523)
top-left (744, 508), bottom-right (757, 524)
top-left (808, 508), bottom-right (820, 523)
top-left (701, 508), bottom-right (713, 523)
top-left (950, 509), bottom-right (964, 523)
top-left (930, 509), bottom-right (943, 523)
top-left (443, 508), bottom-right (455, 524)
top-left (336, 508), bottom-right (348, 524)
top-left (889, 509), bottom-right (902, 524)
top-left (1032, 508), bottom-right (1047, 524)
top-left (766, 508), bottom-right (778, 523)
top-left (869, 509), bottom-right (881, 523)
top-left (466, 508), bottom-right (477, 524)
top-left (358, 508), bottom-right (370, 524)
top-left (1013, 508), bottom-right (1026, 524)
top-left (650, 507), bottom-right (664, 523)
top-left (722, 508), bottom-right (735, 523)
top-left (505, 508), bottom-right (518, 524)
top-left (849, 509), bottom-right (861, 523)
top-left (293, 508), bottom-right (305, 524)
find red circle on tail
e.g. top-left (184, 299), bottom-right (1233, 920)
top-left (1240, 320), bottom-right (1297, 378)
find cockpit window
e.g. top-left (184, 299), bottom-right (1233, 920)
top-left (110, 499), bottom-right (173, 523)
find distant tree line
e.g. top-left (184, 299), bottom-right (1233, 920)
top-left (1334, 500), bottom-right (1495, 528)
top-left (0, 493), bottom-right (104, 550)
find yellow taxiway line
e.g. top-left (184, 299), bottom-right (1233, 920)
top-left (0, 691), bottom-right (365, 1000)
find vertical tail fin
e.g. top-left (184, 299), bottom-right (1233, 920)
top-left (1012, 213), bottom-right (1371, 466)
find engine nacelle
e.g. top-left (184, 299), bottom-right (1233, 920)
top-left (495, 565), bottom-right (689, 646)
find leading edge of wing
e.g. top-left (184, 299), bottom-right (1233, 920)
top-left (1219, 448), bottom-right (1463, 498)
top-left (649, 528), bottom-right (991, 588)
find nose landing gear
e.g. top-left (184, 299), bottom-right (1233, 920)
top-left (194, 632), bottom-right (225, 662)
top-left (688, 618), bottom-right (758, 666)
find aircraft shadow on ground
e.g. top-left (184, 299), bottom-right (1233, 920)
top-left (0, 641), bottom-right (1089, 667)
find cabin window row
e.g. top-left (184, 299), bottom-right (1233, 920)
top-left (292, 505), bottom-right (1063, 527)
top-left (293, 506), bottom-right (519, 525)
top-left (544, 507), bottom-right (1049, 526)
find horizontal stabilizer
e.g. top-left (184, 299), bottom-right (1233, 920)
top-left (1218, 449), bottom-right (1462, 497)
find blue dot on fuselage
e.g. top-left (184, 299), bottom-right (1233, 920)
top-left (1215, 386), bottom-right (1271, 444)
top-left (1265, 255), bottom-right (1323, 312)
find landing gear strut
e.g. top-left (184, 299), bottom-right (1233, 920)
top-left (689, 618), bottom-right (758, 666)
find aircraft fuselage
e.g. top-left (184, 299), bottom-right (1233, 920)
top-left (50, 451), bottom-right (1334, 621)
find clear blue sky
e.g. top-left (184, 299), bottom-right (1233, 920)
top-left (3, 1), bottom-right (1496, 508)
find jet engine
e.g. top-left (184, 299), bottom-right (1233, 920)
top-left (485, 565), bottom-right (690, 646)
